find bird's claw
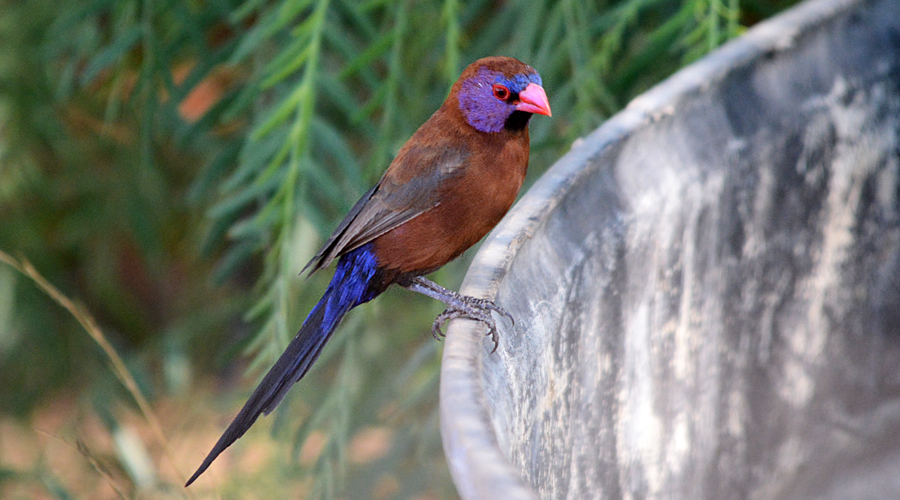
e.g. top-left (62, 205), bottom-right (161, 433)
top-left (431, 297), bottom-right (513, 353)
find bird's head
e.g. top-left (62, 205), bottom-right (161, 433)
top-left (455, 56), bottom-right (551, 134)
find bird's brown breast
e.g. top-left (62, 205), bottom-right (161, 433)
top-left (373, 124), bottom-right (529, 275)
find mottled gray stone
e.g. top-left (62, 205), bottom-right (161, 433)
top-left (439, 0), bottom-right (900, 498)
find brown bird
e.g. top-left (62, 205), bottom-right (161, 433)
top-left (186, 56), bottom-right (551, 486)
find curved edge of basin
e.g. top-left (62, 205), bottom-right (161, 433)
top-left (438, 0), bottom-right (863, 498)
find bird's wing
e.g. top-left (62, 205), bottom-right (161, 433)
top-left (302, 143), bottom-right (469, 275)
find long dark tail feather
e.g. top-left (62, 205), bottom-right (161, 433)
top-left (186, 244), bottom-right (384, 486)
top-left (185, 291), bottom-right (351, 486)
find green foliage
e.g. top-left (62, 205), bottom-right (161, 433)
top-left (0, 0), bottom-right (797, 498)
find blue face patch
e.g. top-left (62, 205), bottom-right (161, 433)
top-left (458, 67), bottom-right (542, 133)
top-left (504, 71), bottom-right (542, 91)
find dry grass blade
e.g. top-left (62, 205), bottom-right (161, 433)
top-left (31, 428), bottom-right (131, 500)
top-left (0, 249), bottom-right (189, 489)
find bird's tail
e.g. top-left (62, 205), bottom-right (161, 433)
top-left (186, 245), bottom-right (383, 486)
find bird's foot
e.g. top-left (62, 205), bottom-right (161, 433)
top-left (403, 276), bottom-right (514, 353)
top-left (431, 296), bottom-right (514, 353)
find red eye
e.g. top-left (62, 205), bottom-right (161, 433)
top-left (492, 84), bottom-right (510, 101)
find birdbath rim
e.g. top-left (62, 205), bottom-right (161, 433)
top-left (438, 0), bottom-right (864, 498)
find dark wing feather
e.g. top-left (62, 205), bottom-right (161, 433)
top-left (302, 144), bottom-right (468, 274)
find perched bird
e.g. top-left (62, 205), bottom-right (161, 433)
top-left (186, 56), bottom-right (551, 486)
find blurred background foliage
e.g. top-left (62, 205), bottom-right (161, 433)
top-left (0, 0), bottom-right (797, 498)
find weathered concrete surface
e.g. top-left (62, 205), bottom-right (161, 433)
top-left (439, 0), bottom-right (900, 498)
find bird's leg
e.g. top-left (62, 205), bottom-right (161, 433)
top-left (402, 276), bottom-right (514, 352)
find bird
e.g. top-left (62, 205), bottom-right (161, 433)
top-left (185, 56), bottom-right (551, 486)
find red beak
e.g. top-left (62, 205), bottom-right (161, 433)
top-left (515, 83), bottom-right (552, 117)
